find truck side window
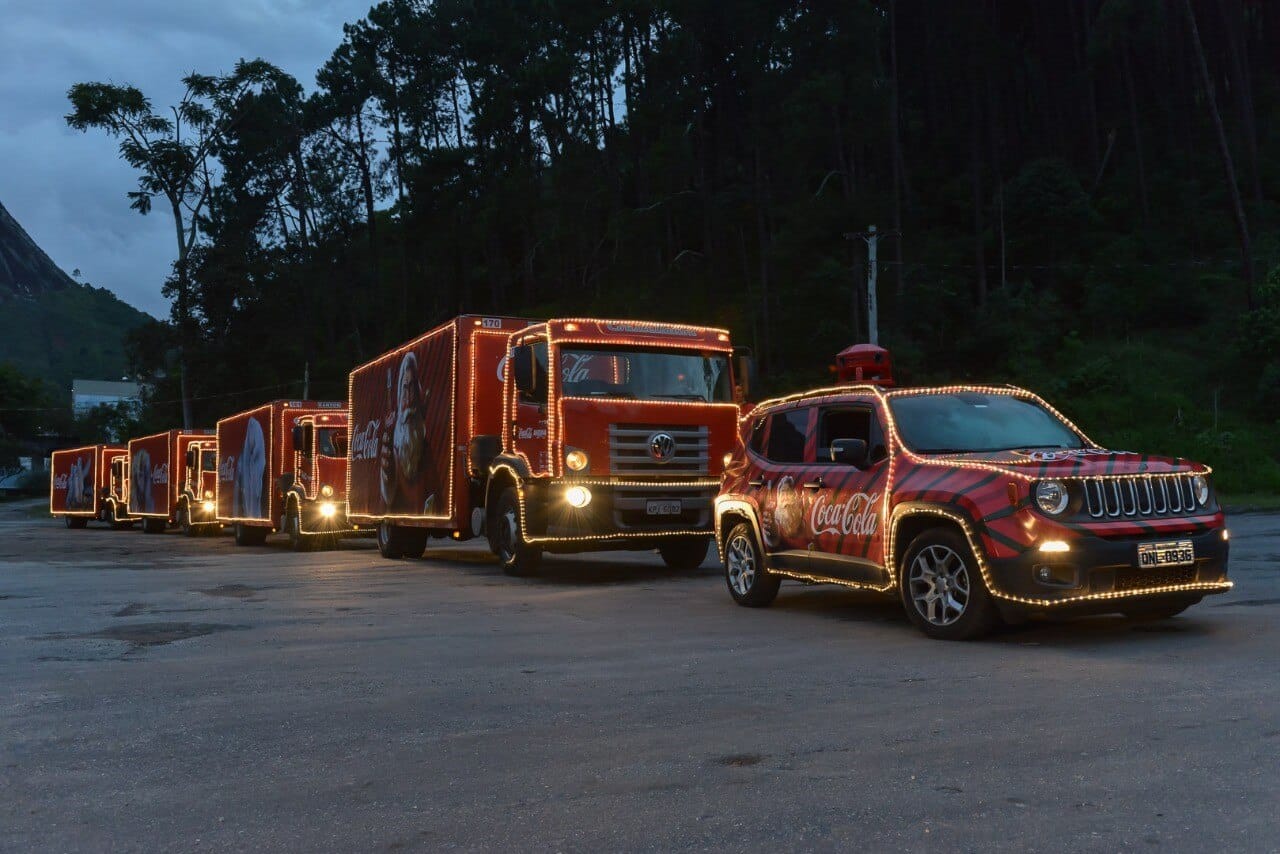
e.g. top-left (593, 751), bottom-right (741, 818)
top-left (765, 408), bottom-right (809, 463)
top-left (819, 406), bottom-right (888, 464)
top-left (520, 340), bottom-right (550, 405)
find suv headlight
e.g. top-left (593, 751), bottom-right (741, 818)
top-left (1034, 480), bottom-right (1070, 515)
top-left (1191, 475), bottom-right (1210, 506)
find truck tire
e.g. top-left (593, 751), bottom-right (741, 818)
top-left (178, 504), bottom-right (195, 537)
top-left (142, 517), bottom-right (167, 534)
top-left (724, 522), bottom-right (780, 607)
top-left (658, 537), bottom-right (711, 571)
top-left (377, 521), bottom-right (403, 559)
top-left (899, 526), bottom-right (1001, 641)
top-left (64, 516), bottom-right (87, 530)
top-left (492, 487), bottom-right (542, 577)
top-left (234, 522), bottom-right (268, 547)
top-left (286, 508), bottom-right (313, 552)
top-left (109, 502), bottom-right (133, 530)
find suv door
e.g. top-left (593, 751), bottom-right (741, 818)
top-left (806, 400), bottom-right (891, 586)
top-left (747, 405), bottom-right (814, 572)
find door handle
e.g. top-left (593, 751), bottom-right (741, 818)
top-left (747, 478), bottom-right (765, 488)
top-left (802, 478), bottom-right (825, 490)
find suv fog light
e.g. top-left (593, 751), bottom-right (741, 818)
top-left (201, 500), bottom-right (215, 513)
top-left (565, 449), bottom-right (589, 472)
top-left (320, 501), bottom-right (337, 518)
top-left (1222, 529), bottom-right (1229, 542)
top-left (1034, 480), bottom-right (1070, 515)
top-left (565, 486), bottom-right (592, 508)
top-left (1038, 540), bottom-right (1070, 553)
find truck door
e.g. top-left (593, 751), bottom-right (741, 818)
top-left (511, 339), bottom-right (551, 475)
top-left (806, 401), bottom-right (891, 586)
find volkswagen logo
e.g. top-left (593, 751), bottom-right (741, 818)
top-left (648, 432), bottom-right (677, 463)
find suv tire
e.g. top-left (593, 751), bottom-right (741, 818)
top-left (899, 526), bottom-right (1001, 640)
top-left (724, 522), bottom-right (780, 607)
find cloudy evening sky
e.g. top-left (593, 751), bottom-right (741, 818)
top-left (0, 0), bottom-right (375, 317)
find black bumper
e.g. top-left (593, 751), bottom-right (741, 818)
top-left (525, 481), bottom-right (716, 543)
top-left (985, 526), bottom-right (1230, 613)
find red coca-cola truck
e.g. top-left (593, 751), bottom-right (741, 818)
top-left (347, 315), bottom-right (751, 575)
top-left (50, 444), bottom-right (133, 529)
top-left (215, 399), bottom-right (351, 548)
top-left (126, 429), bottom-right (215, 534)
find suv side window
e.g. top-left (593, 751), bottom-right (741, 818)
top-left (818, 405), bottom-right (888, 464)
top-left (765, 408), bottom-right (810, 463)
top-left (747, 415), bottom-right (767, 455)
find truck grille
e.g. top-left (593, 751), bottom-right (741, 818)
top-left (1081, 476), bottom-right (1201, 519)
top-left (609, 424), bottom-right (708, 476)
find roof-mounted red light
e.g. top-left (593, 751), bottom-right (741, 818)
top-left (836, 344), bottom-right (894, 387)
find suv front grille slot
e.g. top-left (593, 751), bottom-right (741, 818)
top-left (1115, 565), bottom-right (1197, 591)
top-left (609, 424), bottom-right (709, 476)
top-left (1082, 475), bottom-right (1202, 519)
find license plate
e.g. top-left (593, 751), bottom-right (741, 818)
top-left (646, 500), bottom-right (682, 516)
top-left (1136, 540), bottom-right (1195, 568)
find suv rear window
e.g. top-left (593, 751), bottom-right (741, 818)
top-left (765, 408), bottom-right (809, 463)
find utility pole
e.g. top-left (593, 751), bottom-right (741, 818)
top-left (845, 225), bottom-right (899, 346)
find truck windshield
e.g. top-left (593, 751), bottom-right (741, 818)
top-left (559, 347), bottom-right (732, 403)
top-left (316, 428), bottom-right (347, 457)
top-left (888, 392), bottom-right (1085, 454)
top-left (200, 451), bottom-right (216, 470)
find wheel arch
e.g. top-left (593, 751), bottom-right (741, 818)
top-left (484, 456), bottom-right (528, 527)
top-left (714, 497), bottom-right (765, 565)
top-left (888, 502), bottom-right (985, 587)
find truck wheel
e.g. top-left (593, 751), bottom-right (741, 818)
top-left (400, 529), bottom-right (428, 559)
top-left (724, 522), bottom-right (780, 607)
top-left (64, 516), bottom-right (87, 529)
top-left (178, 504), bottom-right (195, 537)
top-left (142, 517), bottom-right (166, 534)
top-left (377, 521), bottom-right (404, 559)
top-left (234, 523), bottom-right (267, 547)
top-left (109, 503), bottom-right (133, 530)
top-left (286, 507), bottom-right (313, 552)
top-left (899, 527), bottom-right (1001, 641)
top-left (658, 537), bottom-right (711, 571)
top-left (1122, 596), bottom-right (1201, 621)
top-left (493, 487), bottom-right (542, 577)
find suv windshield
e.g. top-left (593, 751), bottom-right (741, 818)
top-left (559, 347), bottom-right (732, 403)
top-left (889, 392), bottom-right (1084, 454)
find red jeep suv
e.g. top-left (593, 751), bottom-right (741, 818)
top-left (715, 352), bottom-right (1231, 640)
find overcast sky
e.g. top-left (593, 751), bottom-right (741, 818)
top-left (0, 0), bottom-right (375, 318)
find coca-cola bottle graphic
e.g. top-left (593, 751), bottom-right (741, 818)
top-left (379, 367), bottom-right (395, 508)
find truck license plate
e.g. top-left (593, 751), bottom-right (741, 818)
top-left (1136, 540), bottom-right (1195, 568)
top-left (646, 500), bottom-right (682, 516)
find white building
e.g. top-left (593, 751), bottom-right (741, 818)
top-left (71, 379), bottom-right (143, 416)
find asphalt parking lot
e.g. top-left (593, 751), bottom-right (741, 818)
top-left (2, 500), bottom-right (1278, 852)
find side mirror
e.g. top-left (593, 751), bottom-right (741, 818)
top-left (292, 425), bottom-right (313, 456)
top-left (291, 425), bottom-right (304, 450)
top-left (185, 448), bottom-right (196, 468)
top-left (830, 438), bottom-right (869, 469)
top-left (512, 345), bottom-right (536, 397)
top-left (733, 346), bottom-right (755, 403)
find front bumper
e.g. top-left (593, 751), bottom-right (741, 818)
top-left (523, 480), bottom-right (717, 544)
top-left (298, 500), bottom-right (357, 535)
top-left (984, 525), bottom-right (1230, 612)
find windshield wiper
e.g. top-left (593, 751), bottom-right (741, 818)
top-left (588, 391), bottom-right (636, 399)
top-left (653, 393), bottom-right (707, 401)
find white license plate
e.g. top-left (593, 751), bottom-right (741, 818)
top-left (1136, 540), bottom-right (1195, 568)
top-left (646, 500), bottom-right (682, 516)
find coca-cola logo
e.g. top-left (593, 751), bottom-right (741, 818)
top-left (562, 352), bottom-right (594, 383)
top-left (151, 463), bottom-right (169, 485)
top-left (809, 491), bottom-right (880, 537)
top-left (218, 455), bottom-right (236, 482)
top-left (351, 420), bottom-right (380, 461)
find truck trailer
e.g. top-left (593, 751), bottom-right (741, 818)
top-left (348, 315), bottom-right (750, 575)
top-left (50, 444), bottom-right (132, 529)
top-left (127, 429), bottom-right (216, 534)
top-left (215, 399), bottom-right (352, 548)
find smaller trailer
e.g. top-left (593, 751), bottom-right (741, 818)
top-left (127, 429), bottom-right (215, 534)
top-left (216, 399), bottom-right (351, 548)
top-left (50, 444), bottom-right (133, 529)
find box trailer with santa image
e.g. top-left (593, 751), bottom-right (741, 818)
top-left (126, 429), bottom-right (216, 534)
top-left (347, 315), bottom-right (751, 574)
top-left (215, 400), bottom-right (352, 549)
top-left (50, 444), bottom-right (134, 529)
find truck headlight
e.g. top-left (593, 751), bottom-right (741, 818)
top-left (565, 449), bottom-right (589, 472)
top-left (565, 486), bottom-right (592, 508)
top-left (321, 484), bottom-right (334, 497)
top-left (201, 500), bottom-right (215, 513)
top-left (1191, 475), bottom-right (1209, 506)
top-left (1034, 480), bottom-right (1069, 515)
top-left (320, 502), bottom-right (337, 518)
top-left (203, 490), bottom-right (213, 499)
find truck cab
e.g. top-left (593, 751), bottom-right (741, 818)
top-left (486, 319), bottom-right (750, 574)
top-left (103, 453), bottom-right (133, 528)
top-left (180, 440), bottom-right (219, 534)
top-left (284, 411), bottom-right (351, 550)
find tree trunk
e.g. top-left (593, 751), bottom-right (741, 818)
top-left (888, 0), bottom-right (905, 297)
top-left (1121, 43), bottom-right (1150, 226)
top-left (1182, 0), bottom-right (1255, 306)
top-left (970, 79), bottom-right (987, 309)
top-left (1217, 0), bottom-right (1264, 206)
top-left (169, 199), bottom-right (194, 429)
